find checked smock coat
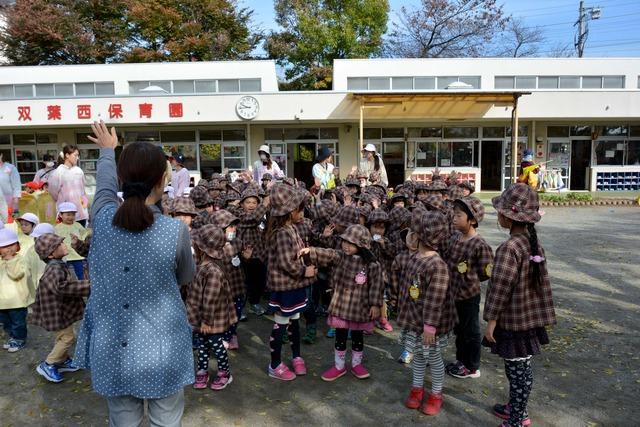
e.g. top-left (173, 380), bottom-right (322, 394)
top-left (309, 247), bottom-right (384, 323)
top-left (236, 204), bottom-right (268, 262)
top-left (396, 253), bottom-right (457, 335)
top-left (186, 260), bottom-right (237, 334)
top-left (446, 232), bottom-right (494, 301)
top-left (484, 234), bottom-right (556, 331)
top-left (30, 260), bottom-right (91, 332)
top-left (267, 224), bottom-right (313, 292)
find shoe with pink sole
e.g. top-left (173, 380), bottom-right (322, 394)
top-left (268, 363), bottom-right (296, 381)
top-left (291, 357), bottom-right (307, 375)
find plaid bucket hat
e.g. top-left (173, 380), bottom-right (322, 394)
top-left (210, 210), bottom-right (239, 229)
top-left (492, 183), bottom-right (541, 223)
top-left (427, 179), bottom-right (448, 192)
top-left (411, 210), bottom-right (448, 250)
top-left (367, 208), bottom-right (389, 225)
top-left (388, 206), bottom-right (412, 230)
top-left (334, 205), bottom-right (360, 228)
top-left (189, 186), bottom-right (212, 208)
top-left (358, 204), bottom-right (372, 220)
top-left (422, 194), bottom-right (444, 212)
top-left (448, 185), bottom-right (466, 200)
top-left (240, 187), bottom-right (261, 204)
top-left (454, 196), bottom-right (485, 224)
top-left (192, 224), bottom-right (225, 259)
top-left (340, 224), bottom-right (372, 250)
top-left (171, 197), bottom-right (198, 216)
top-left (270, 183), bottom-right (305, 217)
top-left (345, 176), bottom-right (360, 187)
top-left (35, 233), bottom-right (65, 260)
top-left (458, 180), bottom-right (475, 194)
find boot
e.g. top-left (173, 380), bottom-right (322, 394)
top-left (302, 325), bottom-right (317, 344)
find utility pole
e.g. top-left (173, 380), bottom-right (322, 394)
top-left (575, 1), bottom-right (602, 57)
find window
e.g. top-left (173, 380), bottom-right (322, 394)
top-left (200, 143), bottom-right (222, 176)
top-left (382, 128), bottom-right (404, 139)
top-left (320, 128), bottom-right (339, 139)
top-left (506, 125), bottom-right (528, 137)
top-left (630, 126), bottom-right (640, 137)
top-left (538, 76), bottom-right (558, 89)
top-left (582, 76), bottom-right (602, 89)
top-left (284, 128), bottom-right (319, 140)
top-left (0, 135), bottom-right (10, 145)
top-left (164, 144), bottom-right (197, 171)
top-left (369, 77), bottom-right (390, 90)
top-left (54, 84), bottom-right (74, 97)
top-left (392, 77), bottom-right (413, 90)
top-left (515, 76), bottom-right (536, 89)
top-left (347, 77), bottom-right (368, 90)
top-left (603, 126), bottom-right (627, 136)
top-left (0, 85), bottom-right (14, 98)
top-left (547, 126), bottom-right (569, 138)
top-left (460, 76), bottom-right (481, 88)
top-left (363, 128), bottom-right (381, 140)
top-left (14, 84), bottom-right (34, 98)
top-left (35, 84), bottom-right (54, 97)
top-left (75, 83), bottom-right (95, 96)
top-left (603, 76), bottom-right (624, 89)
top-left (124, 131), bottom-right (160, 143)
top-left (162, 131), bottom-right (195, 143)
top-left (240, 79), bottom-right (261, 92)
top-left (482, 127), bottom-right (505, 138)
top-left (173, 80), bottom-right (195, 94)
top-left (416, 142), bottom-right (437, 167)
top-left (409, 127), bottom-right (442, 138)
top-left (570, 126), bottom-right (591, 136)
top-left (200, 130), bottom-right (223, 141)
top-left (223, 143), bottom-right (246, 171)
top-left (452, 141), bottom-right (474, 167)
top-left (444, 127), bottom-right (478, 139)
top-left (78, 147), bottom-right (100, 175)
top-left (628, 141), bottom-right (640, 165)
top-left (12, 134), bottom-right (37, 145)
top-left (222, 129), bottom-right (246, 141)
top-left (437, 76), bottom-right (457, 89)
top-left (264, 128), bottom-right (283, 141)
top-left (495, 76), bottom-right (515, 89)
top-left (129, 81), bottom-right (149, 94)
top-left (414, 77), bottom-right (435, 90)
top-left (195, 80), bottom-right (216, 93)
top-left (218, 79), bottom-right (240, 92)
top-left (594, 140), bottom-right (624, 165)
top-left (95, 82), bottom-right (115, 95)
top-left (559, 76), bottom-right (580, 89)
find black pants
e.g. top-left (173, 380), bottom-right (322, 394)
top-left (303, 284), bottom-right (317, 325)
top-left (454, 294), bottom-right (482, 371)
top-left (243, 258), bottom-right (266, 305)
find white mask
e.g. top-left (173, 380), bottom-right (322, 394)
top-left (226, 231), bottom-right (236, 241)
top-left (260, 154), bottom-right (268, 162)
top-left (372, 234), bottom-right (382, 241)
top-left (45, 161), bottom-right (55, 168)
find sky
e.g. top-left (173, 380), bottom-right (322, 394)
top-left (244, 0), bottom-right (640, 57)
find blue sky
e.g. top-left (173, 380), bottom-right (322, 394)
top-left (244, 0), bottom-right (640, 57)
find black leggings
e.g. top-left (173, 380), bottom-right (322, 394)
top-left (244, 258), bottom-right (266, 305)
top-left (334, 328), bottom-right (363, 352)
top-left (505, 357), bottom-right (533, 425)
top-left (195, 333), bottom-right (229, 373)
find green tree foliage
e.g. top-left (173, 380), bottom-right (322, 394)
top-left (0, 0), bottom-right (261, 65)
top-left (265, 0), bottom-right (389, 90)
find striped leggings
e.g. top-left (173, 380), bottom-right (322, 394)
top-left (407, 333), bottom-right (448, 394)
top-left (195, 333), bottom-right (230, 373)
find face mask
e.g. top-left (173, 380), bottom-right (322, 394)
top-left (260, 154), bottom-right (268, 162)
top-left (45, 161), bottom-right (55, 168)
top-left (226, 231), bottom-right (236, 241)
top-left (372, 234), bottom-right (382, 241)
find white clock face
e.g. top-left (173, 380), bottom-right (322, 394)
top-left (236, 96), bottom-right (259, 120)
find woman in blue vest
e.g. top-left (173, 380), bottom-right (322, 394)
top-left (75, 121), bottom-right (196, 426)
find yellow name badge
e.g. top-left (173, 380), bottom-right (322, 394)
top-left (457, 261), bottom-right (468, 274)
top-left (409, 280), bottom-right (420, 300)
top-left (485, 263), bottom-right (493, 278)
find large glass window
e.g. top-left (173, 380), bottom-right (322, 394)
top-left (392, 77), bottom-right (413, 90)
top-left (54, 83), bottom-right (74, 96)
top-left (347, 77), bottom-right (368, 90)
top-left (173, 80), bottom-right (195, 94)
top-left (515, 76), bottom-right (536, 89)
top-left (199, 144), bottom-right (222, 176)
top-left (415, 142), bottom-right (437, 167)
top-left (582, 76), bottom-right (602, 89)
top-left (14, 85), bottom-right (34, 98)
top-left (369, 77), bottom-right (390, 90)
top-left (482, 127), bottom-right (505, 138)
top-left (538, 76), bottom-right (559, 89)
top-left (163, 144), bottom-right (197, 170)
top-left (594, 140), bottom-right (625, 165)
top-left (495, 76), bottom-right (515, 89)
top-left (437, 76), bottom-right (457, 89)
top-left (547, 126), bottom-right (569, 138)
top-left (628, 141), bottom-right (640, 165)
top-left (603, 76), bottom-right (625, 88)
top-left (240, 79), bottom-right (261, 92)
top-left (75, 83), bottom-right (96, 96)
top-left (559, 76), bottom-right (580, 89)
top-left (218, 79), bottom-right (240, 92)
top-left (95, 82), bottom-right (115, 95)
top-left (414, 77), bottom-right (435, 89)
top-left (195, 80), bottom-right (216, 93)
top-left (444, 127), bottom-right (478, 139)
top-left (409, 127), bottom-right (442, 138)
top-left (0, 85), bottom-right (14, 98)
top-left (35, 84), bottom-right (55, 97)
top-left (284, 128), bottom-right (319, 140)
top-left (451, 141), bottom-right (474, 166)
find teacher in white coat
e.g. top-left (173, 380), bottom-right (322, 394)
top-left (359, 144), bottom-right (388, 187)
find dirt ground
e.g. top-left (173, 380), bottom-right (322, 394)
top-left (1, 206), bottom-right (638, 427)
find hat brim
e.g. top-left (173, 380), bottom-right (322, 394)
top-left (38, 235), bottom-right (65, 260)
top-left (492, 196), bottom-right (541, 223)
top-left (270, 191), bottom-right (305, 217)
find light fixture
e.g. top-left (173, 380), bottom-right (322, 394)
top-left (139, 85), bottom-right (169, 94)
top-left (446, 81), bottom-right (474, 90)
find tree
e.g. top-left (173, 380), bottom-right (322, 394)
top-left (494, 17), bottom-right (545, 57)
top-left (0, 0), bottom-right (128, 65)
top-left (385, 0), bottom-right (508, 58)
top-left (123, 0), bottom-right (261, 62)
top-left (265, 0), bottom-right (389, 90)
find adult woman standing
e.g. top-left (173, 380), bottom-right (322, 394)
top-left (359, 144), bottom-right (388, 187)
top-left (34, 154), bottom-right (57, 184)
top-left (312, 147), bottom-right (337, 191)
top-left (0, 152), bottom-right (20, 220)
top-left (75, 121), bottom-right (196, 426)
top-left (47, 145), bottom-right (89, 226)
top-left (253, 145), bottom-right (284, 182)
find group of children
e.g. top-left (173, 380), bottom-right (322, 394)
top-left (0, 165), bottom-right (555, 427)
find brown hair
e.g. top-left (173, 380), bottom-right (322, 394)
top-left (113, 142), bottom-right (167, 233)
top-left (59, 144), bottom-right (79, 165)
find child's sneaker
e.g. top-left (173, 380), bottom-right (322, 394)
top-left (239, 313), bottom-right (248, 322)
top-left (2, 339), bottom-right (12, 350)
top-left (56, 358), bottom-right (80, 373)
top-left (376, 318), bottom-right (393, 332)
top-left (227, 335), bottom-right (239, 350)
top-left (493, 403), bottom-right (531, 426)
top-left (321, 366), bottom-right (347, 381)
top-left (404, 386), bottom-right (425, 409)
top-left (7, 339), bottom-right (25, 353)
top-left (398, 350), bottom-right (413, 364)
top-left (326, 327), bottom-right (336, 338)
top-left (250, 304), bottom-right (266, 316)
top-left (193, 370), bottom-right (209, 389)
top-left (36, 362), bottom-right (63, 383)
top-left (421, 393), bottom-right (443, 416)
top-left (268, 363), bottom-right (296, 381)
top-left (291, 357), bottom-right (307, 376)
top-left (448, 364), bottom-right (481, 379)
top-left (350, 364), bottom-right (370, 379)
top-left (210, 371), bottom-right (233, 390)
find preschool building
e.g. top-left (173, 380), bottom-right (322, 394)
top-left (1, 57), bottom-right (639, 192)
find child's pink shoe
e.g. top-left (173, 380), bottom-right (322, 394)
top-left (227, 335), bottom-right (239, 350)
top-left (405, 386), bottom-right (424, 409)
top-left (210, 371), bottom-right (233, 390)
top-left (377, 318), bottom-right (393, 332)
top-left (193, 370), bottom-right (209, 389)
top-left (292, 357), bottom-right (307, 375)
top-left (321, 366), bottom-right (347, 381)
top-left (350, 364), bottom-right (370, 379)
top-left (268, 363), bottom-right (296, 381)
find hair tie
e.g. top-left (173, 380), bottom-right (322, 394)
top-left (122, 182), bottom-right (151, 200)
top-left (511, 205), bottom-right (519, 213)
top-left (530, 255), bottom-right (545, 263)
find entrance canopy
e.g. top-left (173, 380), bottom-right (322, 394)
top-left (351, 91), bottom-right (531, 184)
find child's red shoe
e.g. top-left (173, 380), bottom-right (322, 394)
top-left (321, 366), bottom-right (347, 381)
top-left (404, 386), bottom-right (424, 409)
top-left (350, 364), bottom-right (370, 379)
top-left (421, 393), bottom-right (443, 415)
top-left (292, 357), bottom-right (307, 376)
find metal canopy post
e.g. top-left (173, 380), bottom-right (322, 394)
top-left (511, 94), bottom-right (520, 184)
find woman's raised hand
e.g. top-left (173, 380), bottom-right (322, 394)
top-left (88, 120), bottom-right (118, 149)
